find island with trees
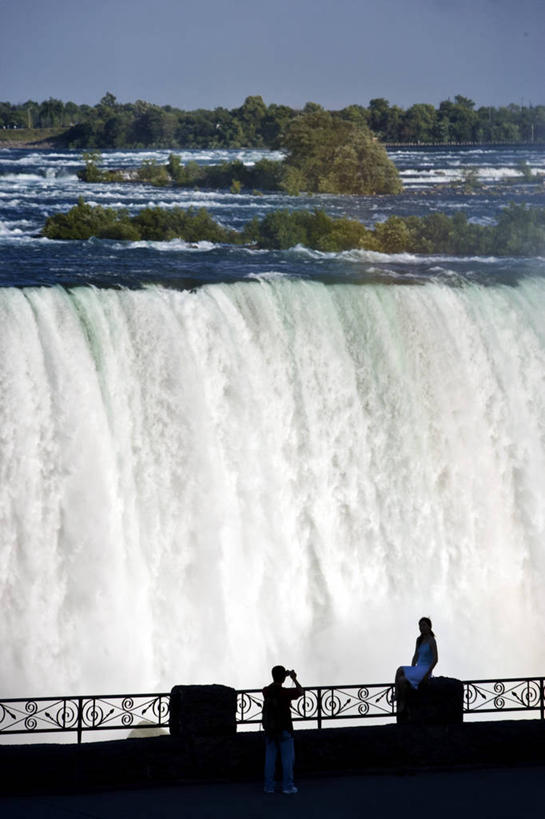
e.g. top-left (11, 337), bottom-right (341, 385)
top-left (42, 199), bottom-right (545, 257)
top-left (78, 109), bottom-right (403, 196)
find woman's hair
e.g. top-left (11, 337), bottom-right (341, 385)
top-left (416, 616), bottom-right (435, 646)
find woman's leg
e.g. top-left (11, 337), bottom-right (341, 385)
top-left (395, 667), bottom-right (409, 715)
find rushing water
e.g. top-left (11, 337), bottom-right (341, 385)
top-left (1, 145), bottom-right (545, 698)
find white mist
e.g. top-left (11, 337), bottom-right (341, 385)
top-left (1, 278), bottom-right (544, 697)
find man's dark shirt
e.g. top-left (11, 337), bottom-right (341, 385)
top-left (262, 682), bottom-right (301, 733)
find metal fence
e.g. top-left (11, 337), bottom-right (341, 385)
top-left (238, 677), bottom-right (545, 728)
top-left (1, 677), bottom-right (543, 743)
top-left (0, 693), bottom-right (170, 743)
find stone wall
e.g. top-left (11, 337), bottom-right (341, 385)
top-left (2, 719), bottom-right (545, 795)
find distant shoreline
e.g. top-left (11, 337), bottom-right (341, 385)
top-left (2, 141), bottom-right (544, 152)
top-left (384, 141), bottom-right (545, 148)
top-left (0, 140), bottom-right (59, 149)
top-left (1, 127), bottom-right (544, 153)
top-left (0, 127), bottom-right (65, 150)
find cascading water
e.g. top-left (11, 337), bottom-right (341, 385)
top-left (1, 277), bottom-right (545, 698)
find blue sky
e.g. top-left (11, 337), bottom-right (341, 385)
top-left (1, 0), bottom-right (544, 110)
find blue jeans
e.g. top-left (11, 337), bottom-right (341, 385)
top-left (264, 730), bottom-right (295, 791)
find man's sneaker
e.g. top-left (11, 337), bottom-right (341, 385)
top-left (282, 786), bottom-right (298, 794)
top-left (264, 788), bottom-right (275, 794)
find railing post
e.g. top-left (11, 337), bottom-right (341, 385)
top-left (159, 695), bottom-right (165, 727)
top-left (317, 687), bottom-right (322, 730)
top-left (77, 697), bottom-right (83, 744)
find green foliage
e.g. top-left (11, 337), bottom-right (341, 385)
top-left (3, 93), bottom-right (545, 148)
top-left (492, 203), bottom-right (545, 255)
top-left (179, 157), bottom-right (284, 191)
top-left (279, 166), bottom-right (305, 196)
top-left (279, 110), bottom-right (403, 194)
top-left (252, 209), bottom-right (377, 251)
top-left (84, 154), bottom-right (286, 192)
top-left (78, 152), bottom-right (104, 182)
top-left (232, 96), bottom-right (267, 146)
top-left (41, 201), bottom-right (545, 258)
top-left (136, 159), bottom-right (170, 186)
top-left (77, 152), bottom-right (125, 183)
top-left (166, 156), bottom-right (203, 185)
top-left (42, 197), bottom-right (134, 240)
top-left (255, 210), bottom-right (311, 249)
top-left (166, 153), bottom-right (183, 182)
top-left (132, 207), bottom-right (235, 243)
top-left (42, 199), bottom-right (237, 243)
top-left (374, 216), bottom-right (414, 253)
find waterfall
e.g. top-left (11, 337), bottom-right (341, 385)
top-left (1, 278), bottom-right (545, 697)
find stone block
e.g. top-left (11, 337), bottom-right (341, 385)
top-left (169, 684), bottom-right (237, 737)
top-left (398, 676), bottom-right (463, 725)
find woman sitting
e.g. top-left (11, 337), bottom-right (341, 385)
top-left (395, 617), bottom-right (438, 715)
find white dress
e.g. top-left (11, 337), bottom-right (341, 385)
top-left (401, 640), bottom-right (434, 689)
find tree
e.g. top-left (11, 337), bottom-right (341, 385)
top-left (367, 98), bottom-right (391, 137)
top-left (401, 104), bottom-right (437, 142)
top-left (303, 101), bottom-right (324, 114)
top-left (438, 97), bottom-right (478, 142)
top-left (280, 110), bottom-right (403, 194)
top-left (102, 113), bottom-right (131, 147)
top-left (130, 105), bottom-right (174, 146)
top-left (234, 95), bottom-right (267, 145)
top-left (337, 105), bottom-right (369, 129)
top-left (99, 92), bottom-right (118, 110)
top-left (38, 97), bottom-right (65, 128)
top-left (261, 104), bottom-right (295, 147)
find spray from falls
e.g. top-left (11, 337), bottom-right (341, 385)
top-left (1, 278), bottom-right (545, 697)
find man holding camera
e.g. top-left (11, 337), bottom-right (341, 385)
top-left (262, 665), bottom-right (304, 795)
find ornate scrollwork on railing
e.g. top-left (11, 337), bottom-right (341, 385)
top-left (236, 683), bottom-right (397, 726)
top-left (463, 678), bottom-right (542, 714)
top-left (0, 693), bottom-right (170, 739)
top-left (236, 689), bottom-right (263, 723)
top-left (79, 695), bottom-right (170, 730)
top-left (0, 697), bottom-right (81, 734)
top-left (294, 689), bottom-right (319, 719)
top-left (318, 685), bottom-right (397, 720)
top-left (44, 699), bottom-right (79, 731)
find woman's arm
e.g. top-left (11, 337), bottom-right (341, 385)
top-left (411, 640), bottom-right (419, 666)
top-left (422, 637), bottom-right (438, 680)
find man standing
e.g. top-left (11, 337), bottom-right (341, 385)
top-left (262, 665), bottom-right (304, 795)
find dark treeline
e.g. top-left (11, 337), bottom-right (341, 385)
top-left (2, 93), bottom-right (545, 147)
top-left (43, 199), bottom-right (545, 257)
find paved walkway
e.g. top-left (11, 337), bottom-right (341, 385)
top-left (1, 765), bottom-right (543, 818)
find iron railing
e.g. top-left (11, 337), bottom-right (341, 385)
top-left (238, 683), bottom-right (396, 728)
top-left (0, 693), bottom-right (170, 743)
top-left (1, 677), bottom-right (544, 742)
top-left (237, 677), bottom-right (545, 727)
